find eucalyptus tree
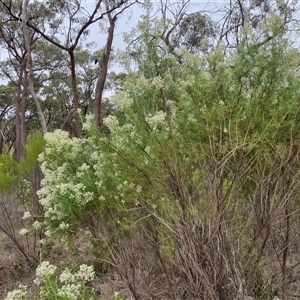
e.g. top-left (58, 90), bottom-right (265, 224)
top-left (93, 0), bottom-right (141, 127)
top-left (0, 0), bottom-right (140, 138)
top-left (0, 1), bottom-right (32, 159)
top-left (171, 11), bottom-right (218, 54)
top-left (219, 0), bottom-right (297, 48)
top-left (24, 0), bottom-right (139, 134)
top-left (37, 44), bottom-right (99, 133)
top-left (22, 0), bottom-right (47, 134)
top-left (0, 1), bottom-right (65, 157)
top-left (0, 84), bottom-right (15, 154)
top-left (121, 0), bottom-right (218, 82)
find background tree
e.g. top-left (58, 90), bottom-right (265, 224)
top-left (0, 1), bottom-right (30, 160)
top-left (94, 0), bottom-right (139, 127)
top-left (22, 0), bottom-right (47, 134)
top-left (0, 84), bottom-right (15, 154)
top-left (24, 0), bottom-right (138, 135)
top-left (0, 0), bottom-right (138, 153)
top-left (219, 0), bottom-right (297, 48)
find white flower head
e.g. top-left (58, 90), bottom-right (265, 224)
top-left (19, 228), bottom-right (29, 236)
top-left (82, 114), bottom-right (94, 132)
top-left (34, 261), bottom-right (57, 285)
top-left (59, 222), bottom-right (70, 230)
top-left (103, 115), bottom-right (119, 132)
top-left (59, 268), bottom-right (75, 284)
top-left (32, 221), bottom-right (42, 230)
top-left (76, 264), bottom-right (95, 281)
top-left (57, 283), bottom-right (81, 299)
top-left (22, 211), bottom-right (31, 220)
top-left (145, 110), bottom-right (167, 133)
top-left (150, 76), bottom-right (165, 90)
top-left (5, 285), bottom-right (27, 300)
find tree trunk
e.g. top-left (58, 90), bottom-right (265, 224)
top-left (15, 58), bottom-right (26, 160)
top-left (94, 5), bottom-right (116, 127)
top-left (69, 50), bottom-right (82, 137)
top-left (22, 0), bottom-right (47, 134)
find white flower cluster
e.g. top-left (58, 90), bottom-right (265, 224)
top-left (82, 114), bottom-right (94, 132)
top-left (19, 228), bottom-right (29, 236)
top-left (60, 264), bottom-right (95, 283)
top-left (5, 285), bottom-right (27, 300)
top-left (16, 262), bottom-right (96, 300)
top-left (111, 90), bottom-right (133, 110)
top-left (57, 264), bottom-right (95, 300)
top-left (150, 75), bottom-right (165, 90)
top-left (34, 261), bottom-right (57, 285)
top-left (76, 163), bottom-right (90, 178)
top-left (145, 110), bottom-right (167, 133)
top-left (41, 130), bottom-right (81, 159)
top-left (57, 283), bottom-right (81, 299)
top-left (59, 222), bottom-right (70, 230)
top-left (32, 221), bottom-right (42, 230)
top-left (37, 132), bottom-right (97, 225)
top-left (38, 162), bottom-right (70, 208)
top-left (22, 211), bottom-right (31, 220)
top-left (103, 115), bottom-right (120, 132)
top-left (58, 182), bottom-right (94, 205)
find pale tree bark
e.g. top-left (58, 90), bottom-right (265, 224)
top-left (15, 58), bottom-right (27, 160)
top-left (0, 5), bottom-right (28, 159)
top-left (94, 0), bottom-right (116, 127)
top-left (22, 0), bottom-right (47, 134)
top-left (94, 0), bottom-right (137, 127)
top-left (69, 50), bottom-right (82, 136)
top-left (0, 60), bottom-right (27, 160)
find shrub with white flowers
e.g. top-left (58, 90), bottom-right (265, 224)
top-left (26, 12), bottom-right (300, 298)
top-left (5, 262), bottom-right (95, 300)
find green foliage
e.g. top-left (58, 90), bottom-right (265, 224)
top-left (0, 84), bottom-right (15, 107)
top-left (0, 131), bottom-right (45, 194)
top-left (21, 131), bottom-right (46, 172)
top-left (172, 12), bottom-right (217, 53)
top-left (0, 154), bottom-right (18, 193)
top-left (5, 262), bottom-right (96, 300)
top-left (38, 11), bottom-right (300, 231)
top-left (34, 11), bottom-right (300, 298)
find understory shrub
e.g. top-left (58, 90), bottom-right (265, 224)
top-left (7, 11), bottom-right (300, 300)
